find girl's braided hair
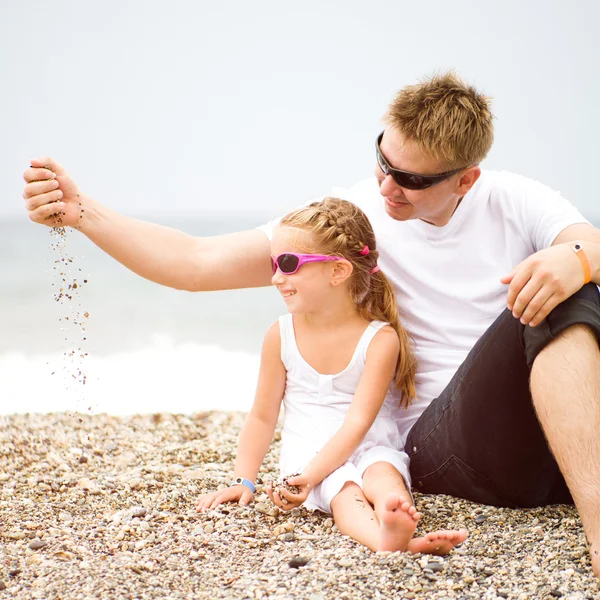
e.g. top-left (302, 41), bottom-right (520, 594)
top-left (280, 197), bottom-right (416, 406)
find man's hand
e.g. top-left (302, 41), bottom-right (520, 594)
top-left (267, 474), bottom-right (311, 511)
top-left (23, 157), bottom-right (85, 228)
top-left (501, 243), bottom-right (588, 327)
top-left (195, 485), bottom-right (253, 512)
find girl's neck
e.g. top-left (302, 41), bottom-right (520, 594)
top-left (298, 296), bottom-right (363, 330)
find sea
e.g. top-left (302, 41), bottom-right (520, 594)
top-left (1, 214), bottom-right (283, 416)
top-left (2, 212), bottom-right (598, 417)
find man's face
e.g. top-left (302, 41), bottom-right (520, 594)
top-left (375, 127), bottom-right (465, 227)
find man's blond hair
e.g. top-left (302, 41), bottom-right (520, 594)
top-left (384, 71), bottom-right (494, 169)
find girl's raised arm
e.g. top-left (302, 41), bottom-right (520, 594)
top-left (281, 326), bottom-right (400, 503)
top-left (196, 321), bottom-right (286, 511)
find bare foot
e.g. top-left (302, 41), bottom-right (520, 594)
top-left (591, 542), bottom-right (600, 578)
top-left (378, 493), bottom-right (421, 552)
top-left (407, 528), bottom-right (468, 555)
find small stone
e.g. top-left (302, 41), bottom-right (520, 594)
top-left (474, 515), bottom-right (487, 524)
top-left (255, 503), bottom-right (270, 515)
top-left (550, 591), bottom-right (563, 598)
top-left (7, 531), bottom-right (25, 540)
top-left (289, 556), bottom-right (311, 568)
top-left (29, 540), bottom-right (48, 550)
top-left (0, 581), bottom-right (5, 590)
top-left (77, 477), bottom-right (94, 490)
top-left (204, 524), bottom-right (215, 534)
top-left (283, 532), bottom-right (295, 542)
top-left (338, 558), bottom-right (353, 568)
top-left (428, 561), bottom-right (444, 572)
top-left (131, 507), bottom-right (147, 518)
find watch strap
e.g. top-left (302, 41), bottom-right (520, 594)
top-left (232, 477), bottom-right (255, 493)
top-left (572, 243), bottom-right (591, 284)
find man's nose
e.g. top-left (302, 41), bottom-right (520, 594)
top-left (379, 173), bottom-right (403, 197)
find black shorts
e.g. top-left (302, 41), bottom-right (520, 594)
top-left (406, 283), bottom-right (600, 508)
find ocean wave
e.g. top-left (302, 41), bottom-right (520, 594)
top-left (0, 334), bottom-right (260, 415)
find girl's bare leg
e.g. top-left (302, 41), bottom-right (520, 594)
top-left (362, 461), bottom-right (467, 555)
top-left (361, 461), bottom-right (420, 551)
top-left (330, 481), bottom-right (419, 552)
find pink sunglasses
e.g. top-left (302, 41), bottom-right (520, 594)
top-left (270, 252), bottom-right (344, 275)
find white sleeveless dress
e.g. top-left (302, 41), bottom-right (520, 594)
top-left (278, 314), bottom-right (411, 514)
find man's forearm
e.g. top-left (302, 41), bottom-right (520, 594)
top-left (77, 195), bottom-right (273, 292)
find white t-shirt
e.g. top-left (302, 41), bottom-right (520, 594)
top-left (259, 170), bottom-right (589, 444)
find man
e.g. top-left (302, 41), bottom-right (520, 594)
top-left (22, 72), bottom-right (600, 575)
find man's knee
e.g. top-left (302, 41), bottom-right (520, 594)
top-left (536, 323), bottom-right (598, 357)
top-left (525, 286), bottom-right (600, 367)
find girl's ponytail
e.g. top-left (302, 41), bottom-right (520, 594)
top-left (359, 268), bottom-right (416, 407)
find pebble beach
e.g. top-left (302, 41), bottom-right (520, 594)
top-left (1, 411), bottom-right (599, 600)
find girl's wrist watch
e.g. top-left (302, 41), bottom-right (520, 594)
top-left (232, 477), bottom-right (255, 493)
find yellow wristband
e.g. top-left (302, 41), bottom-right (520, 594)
top-left (572, 243), bottom-right (591, 284)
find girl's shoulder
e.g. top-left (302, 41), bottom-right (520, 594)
top-left (365, 322), bottom-right (400, 354)
top-left (263, 319), bottom-right (282, 347)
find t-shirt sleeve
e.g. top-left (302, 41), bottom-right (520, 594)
top-left (508, 173), bottom-right (590, 250)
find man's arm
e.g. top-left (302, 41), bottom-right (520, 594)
top-left (553, 223), bottom-right (600, 283)
top-left (23, 157), bottom-right (274, 292)
top-left (501, 223), bottom-right (600, 327)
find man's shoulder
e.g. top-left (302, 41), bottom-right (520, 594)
top-left (479, 169), bottom-right (559, 197)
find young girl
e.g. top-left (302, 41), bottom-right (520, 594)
top-left (196, 198), bottom-right (467, 554)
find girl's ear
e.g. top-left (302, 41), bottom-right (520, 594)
top-left (330, 260), bottom-right (353, 286)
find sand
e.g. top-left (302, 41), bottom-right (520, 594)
top-left (1, 411), bottom-right (598, 599)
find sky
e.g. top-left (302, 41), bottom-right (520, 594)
top-left (2, 0), bottom-right (599, 223)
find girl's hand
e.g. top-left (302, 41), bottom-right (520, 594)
top-left (23, 157), bottom-right (85, 228)
top-left (195, 486), bottom-right (254, 512)
top-left (267, 474), bottom-right (311, 511)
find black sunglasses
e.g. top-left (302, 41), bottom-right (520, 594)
top-left (375, 131), bottom-right (466, 190)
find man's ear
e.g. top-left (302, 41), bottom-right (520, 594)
top-left (456, 166), bottom-right (481, 196)
top-left (331, 260), bottom-right (353, 286)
